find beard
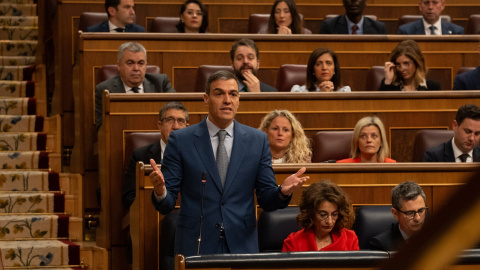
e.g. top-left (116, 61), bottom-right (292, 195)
top-left (234, 64), bottom-right (257, 81)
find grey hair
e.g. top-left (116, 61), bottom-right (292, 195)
top-left (159, 102), bottom-right (189, 123)
top-left (117, 42), bottom-right (147, 62)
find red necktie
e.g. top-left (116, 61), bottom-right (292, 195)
top-left (352, 25), bottom-right (359, 35)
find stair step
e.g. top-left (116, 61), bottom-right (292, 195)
top-left (0, 4), bottom-right (37, 16)
top-left (0, 132), bottom-right (58, 152)
top-left (0, 115), bottom-right (43, 132)
top-left (0, 214), bottom-right (69, 240)
top-left (0, 56), bottom-right (35, 66)
top-left (0, 40), bottom-right (37, 56)
top-left (0, 192), bottom-right (64, 213)
top-left (0, 97), bottom-right (36, 115)
top-left (0, 65), bottom-right (35, 81)
top-left (0, 26), bottom-right (38, 40)
top-left (0, 80), bottom-right (34, 97)
top-left (0, 151), bottom-right (52, 170)
top-left (0, 15), bottom-right (37, 27)
top-left (0, 171), bottom-right (60, 192)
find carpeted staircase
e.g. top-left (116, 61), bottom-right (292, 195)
top-left (0, 0), bottom-right (88, 268)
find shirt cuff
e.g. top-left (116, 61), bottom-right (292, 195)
top-left (278, 185), bottom-right (290, 200)
top-left (153, 188), bottom-right (167, 202)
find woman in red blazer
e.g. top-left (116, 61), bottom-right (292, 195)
top-left (282, 181), bottom-right (359, 252)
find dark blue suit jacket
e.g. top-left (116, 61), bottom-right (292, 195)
top-left (453, 66), bottom-right (480, 90)
top-left (369, 223), bottom-right (405, 251)
top-left (86, 20), bottom-right (145, 32)
top-left (423, 140), bottom-right (480, 162)
top-left (152, 118), bottom-right (290, 256)
top-left (397, 19), bottom-right (464, 35)
top-left (319, 15), bottom-right (388, 34)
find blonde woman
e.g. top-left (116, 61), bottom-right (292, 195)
top-left (259, 110), bottom-right (311, 163)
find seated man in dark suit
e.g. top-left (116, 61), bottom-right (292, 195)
top-left (453, 43), bottom-right (480, 90)
top-left (319, 0), bottom-right (388, 34)
top-left (122, 102), bottom-right (188, 209)
top-left (423, 104), bottom-right (480, 162)
top-left (369, 181), bottom-right (427, 251)
top-left (230, 38), bottom-right (278, 92)
top-left (397, 0), bottom-right (463, 35)
top-left (95, 42), bottom-right (175, 129)
top-left (86, 0), bottom-right (145, 32)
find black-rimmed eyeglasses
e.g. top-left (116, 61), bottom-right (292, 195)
top-left (396, 207), bottom-right (428, 220)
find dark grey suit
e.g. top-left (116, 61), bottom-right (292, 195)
top-left (397, 19), bottom-right (464, 35)
top-left (453, 66), bottom-right (480, 90)
top-left (95, 73), bottom-right (175, 129)
top-left (423, 140), bottom-right (480, 162)
top-left (319, 15), bottom-right (388, 34)
top-left (369, 223), bottom-right (405, 251)
top-left (240, 81), bottom-right (278, 92)
top-left (85, 20), bottom-right (145, 32)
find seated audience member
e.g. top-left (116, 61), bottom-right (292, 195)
top-left (95, 42), bottom-right (176, 129)
top-left (380, 40), bottom-right (441, 91)
top-left (176, 0), bottom-right (208, 33)
top-left (453, 42), bottom-right (480, 90)
top-left (258, 110), bottom-right (312, 163)
top-left (320, 0), bottom-right (387, 34)
top-left (397, 0), bottom-right (464, 35)
top-left (282, 180), bottom-right (359, 251)
top-left (261, 0), bottom-right (311, 34)
top-left (123, 102), bottom-right (188, 209)
top-left (337, 116), bottom-right (396, 163)
top-left (423, 104), bottom-right (480, 162)
top-left (291, 48), bottom-right (351, 92)
top-left (369, 181), bottom-right (428, 251)
top-left (86, 0), bottom-right (145, 32)
top-left (230, 39), bottom-right (278, 92)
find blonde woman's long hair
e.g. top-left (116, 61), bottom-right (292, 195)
top-left (259, 110), bottom-right (311, 163)
top-left (389, 39), bottom-right (427, 89)
top-left (350, 116), bottom-right (390, 162)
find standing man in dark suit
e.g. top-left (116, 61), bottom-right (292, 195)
top-left (95, 42), bottom-right (175, 129)
top-left (369, 181), bottom-right (428, 251)
top-left (122, 102), bottom-right (188, 209)
top-left (423, 104), bottom-right (480, 162)
top-left (454, 42), bottom-right (480, 90)
top-left (319, 0), bottom-right (388, 34)
top-left (86, 0), bottom-right (145, 32)
top-left (149, 70), bottom-right (308, 256)
top-left (230, 39), bottom-right (278, 92)
top-left (397, 0), bottom-right (464, 35)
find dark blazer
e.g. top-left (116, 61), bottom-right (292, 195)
top-left (453, 66), bottom-right (480, 90)
top-left (152, 118), bottom-right (290, 256)
top-left (85, 20), bottom-right (145, 32)
top-left (319, 15), bottom-right (388, 34)
top-left (95, 73), bottom-right (175, 129)
top-left (123, 141), bottom-right (162, 209)
top-left (369, 223), bottom-right (405, 251)
top-left (379, 78), bottom-right (442, 91)
top-left (423, 140), bottom-right (480, 162)
top-left (397, 19), bottom-right (464, 35)
top-left (241, 81), bottom-right (278, 92)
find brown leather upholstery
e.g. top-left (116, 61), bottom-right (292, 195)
top-left (325, 14), bottom-right (378, 21)
top-left (195, 65), bottom-right (233, 92)
top-left (78, 12), bottom-right (108, 32)
top-left (457, 66), bottom-right (476, 75)
top-left (311, 131), bottom-right (353, 163)
top-left (365, 66), bottom-right (384, 91)
top-left (397, 15), bottom-right (451, 31)
top-left (411, 129), bottom-right (454, 162)
top-left (124, 132), bottom-right (161, 168)
top-left (248, 13), bottom-right (306, 34)
top-left (466, 14), bottom-right (480, 34)
top-left (276, 64), bottom-right (307, 92)
top-left (95, 65), bottom-right (161, 85)
top-left (150, 17), bottom-right (180, 33)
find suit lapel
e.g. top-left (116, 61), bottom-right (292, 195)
top-left (416, 20), bottom-right (426, 34)
top-left (445, 141), bottom-right (456, 162)
top-left (473, 147), bottom-right (480, 162)
top-left (143, 76), bottom-right (154, 93)
top-left (335, 16), bottom-right (349, 34)
top-left (112, 76), bottom-right (127, 93)
top-left (222, 120), bottom-right (246, 194)
top-left (363, 18), bottom-right (372, 34)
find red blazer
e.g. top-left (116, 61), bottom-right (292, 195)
top-left (282, 228), bottom-right (359, 252)
top-left (336, 157), bottom-right (396, 163)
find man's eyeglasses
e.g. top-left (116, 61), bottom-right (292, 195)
top-left (162, 117), bottom-right (187, 126)
top-left (396, 207), bottom-right (428, 220)
top-left (315, 210), bottom-right (339, 221)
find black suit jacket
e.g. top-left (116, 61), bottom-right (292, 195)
top-left (397, 19), bottom-right (464, 35)
top-left (123, 141), bottom-right (162, 209)
top-left (95, 73), bottom-right (175, 129)
top-left (369, 223), bottom-right (405, 251)
top-left (85, 20), bottom-right (145, 32)
top-left (423, 140), bottom-right (480, 162)
top-left (379, 78), bottom-right (442, 91)
top-left (241, 81), bottom-right (278, 92)
top-left (319, 15), bottom-right (388, 34)
top-left (453, 66), bottom-right (480, 90)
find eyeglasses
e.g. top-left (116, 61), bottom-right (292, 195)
top-left (162, 117), bottom-right (187, 126)
top-left (315, 210), bottom-right (339, 221)
top-left (396, 207), bottom-right (428, 220)
top-left (185, 10), bottom-right (204, 16)
top-left (395, 60), bottom-right (414, 69)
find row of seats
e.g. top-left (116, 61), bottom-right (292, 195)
top-left (79, 12), bottom-right (480, 34)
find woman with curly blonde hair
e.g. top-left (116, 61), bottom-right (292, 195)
top-left (259, 110), bottom-right (311, 163)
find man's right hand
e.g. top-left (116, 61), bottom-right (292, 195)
top-left (149, 159), bottom-right (166, 196)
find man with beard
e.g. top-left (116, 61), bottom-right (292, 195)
top-left (230, 39), bottom-right (277, 92)
top-left (423, 104), bottom-right (480, 162)
top-left (320, 0), bottom-right (387, 34)
top-left (369, 181), bottom-right (428, 251)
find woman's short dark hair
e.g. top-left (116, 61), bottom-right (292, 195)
top-left (176, 0), bottom-right (209, 33)
top-left (306, 48), bottom-right (342, 91)
top-left (267, 0), bottom-right (303, 34)
top-left (297, 180), bottom-right (355, 234)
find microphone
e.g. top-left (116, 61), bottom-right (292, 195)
top-left (197, 172), bottom-right (207, 255)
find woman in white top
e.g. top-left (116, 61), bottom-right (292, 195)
top-left (291, 48), bottom-right (351, 92)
